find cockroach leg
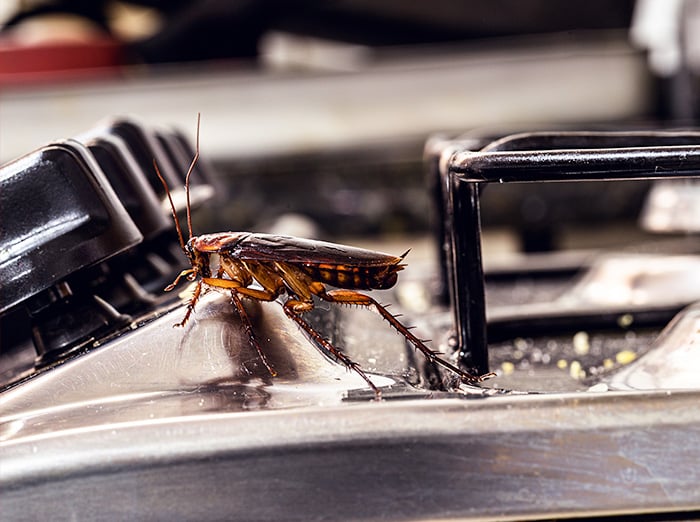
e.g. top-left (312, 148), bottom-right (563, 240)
top-left (195, 276), bottom-right (280, 375)
top-left (176, 279), bottom-right (203, 327)
top-left (282, 298), bottom-right (382, 399)
top-left (230, 291), bottom-right (277, 377)
top-left (165, 268), bottom-right (196, 292)
top-left (199, 277), bottom-right (281, 303)
top-left (319, 289), bottom-right (486, 384)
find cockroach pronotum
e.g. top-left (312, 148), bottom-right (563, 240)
top-left (155, 115), bottom-right (487, 399)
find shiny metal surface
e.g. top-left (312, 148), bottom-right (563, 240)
top-left (641, 179), bottom-right (700, 233)
top-left (3, 291), bottom-right (700, 520)
top-left (608, 302), bottom-right (700, 391)
top-left (0, 291), bottom-right (400, 420)
top-left (488, 253), bottom-right (700, 331)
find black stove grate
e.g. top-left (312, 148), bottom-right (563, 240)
top-left (431, 130), bottom-right (700, 375)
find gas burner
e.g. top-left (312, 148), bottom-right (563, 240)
top-left (2, 123), bottom-right (700, 520)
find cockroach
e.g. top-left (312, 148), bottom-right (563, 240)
top-left (155, 115), bottom-right (486, 399)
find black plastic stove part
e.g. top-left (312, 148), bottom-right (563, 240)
top-left (156, 125), bottom-right (220, 198)
top-left (102, 118), bottom-right (183, 199)
top-left (0, 118), bottom-right (213, 374)
top-left (85, 134), bottom-right (171, 241)
top-left (0, 140), bottom-right (142, 315)
top-left (80, 128), bottom-right (193, 295)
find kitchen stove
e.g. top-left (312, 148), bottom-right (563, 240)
top-left (2, 119), bottom-right (700, 520)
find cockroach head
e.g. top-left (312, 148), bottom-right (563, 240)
top-left (183, 236), bottom-right (211, 278)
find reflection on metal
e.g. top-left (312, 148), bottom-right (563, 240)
top-left (641, 179), bottom-right (700, 233)
top-left (608, 302), bottom-right (700, 390)
top-left (0, 292), bottom-right (399, 421)
top-left (2, 293), bottom-right (700, 520)
top-left (488, 253), bottom-right (700, 340)
top-left (567, 254), bottom-right (700, 308)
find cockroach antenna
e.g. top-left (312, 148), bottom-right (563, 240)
top-left (183, 112), bottom-right (200, 240)
top-left (154, 113), bottom-right (201, 254)
top-left (154, 159), bottom-right (185, 253)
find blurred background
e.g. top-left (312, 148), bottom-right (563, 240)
top-left (1, 0), bottom-right (698, 250)
top-left (5, 7), bottom-right (700, 519)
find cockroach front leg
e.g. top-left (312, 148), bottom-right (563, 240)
top-left (175, 279), bottom-right (203, 327)
top-left (165, 268), bottom-right (197, 292)
top-left (319, 289), bottom-right (489, 384)
top-left (283, 298), bottom-right (383, 399)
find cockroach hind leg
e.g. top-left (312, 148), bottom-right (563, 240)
top-left (455, 368), bottom-right (494, 386)
top-left (321, 289), bottom-right (488, 390)
top-left (282, 300), bottom-right (383, 399)
top-left (474, 371), bottom-right (497, 382)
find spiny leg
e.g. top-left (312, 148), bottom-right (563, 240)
top-left (320, 289), bottom-right (490, 384)
top-left (283, 299), bottom-right (382, 399)
top-left (199, 276), bottom-right (281, 377)
top-left (176, 279), bottom-right (203, 327)
top-left (175, 278), bottom-right (234, 328)
top-left (230, 291), bottom-right (277, 377)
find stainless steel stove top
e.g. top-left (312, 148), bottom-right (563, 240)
top-left (3, 116), bottom-right (700, 521)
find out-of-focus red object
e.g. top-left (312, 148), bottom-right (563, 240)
top-left (0, 37), bottom-right (126, 87)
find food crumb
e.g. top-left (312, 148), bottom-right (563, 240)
top-left (569, 360), bottom-right (585, 380)
top-left (615, 350), bottom-right (637, 365)
top-left (573, 331), bottom-right (590, 356)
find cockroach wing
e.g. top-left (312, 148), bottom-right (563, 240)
top-left (199, 232), bottom-right (406, 267)
top-left (193, 232), bottom-right (407, 290)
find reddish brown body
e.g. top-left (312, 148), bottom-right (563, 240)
top-left (195, 232), bottom-right (404, 289)
top-left (156, 116), bottom-right (486, 399)
top-left (192, 232), bottom-right (404, 290)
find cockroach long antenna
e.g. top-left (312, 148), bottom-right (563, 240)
top-left (154, 159), bottom-right (186, 253)
top-left (184, 112), bottom-right (201, 240)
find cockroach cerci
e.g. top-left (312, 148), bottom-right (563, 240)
top-left (155, 115), bottom-right (486, 399)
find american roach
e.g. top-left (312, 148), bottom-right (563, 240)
top-left (155, 115), bottom-right (487, 399)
